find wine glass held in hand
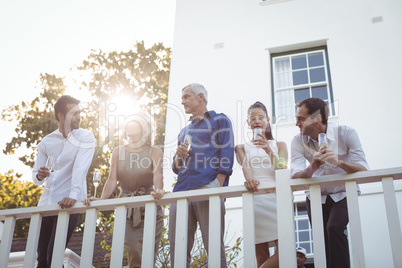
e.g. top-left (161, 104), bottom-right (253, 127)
top-left (45, 156), bottom-right (55, 173)
top-left (318, 133), bottom-right (328, 150)
top-left (183, 134), bottom-right (192, 167)
top-left (183, 134), bottom-right (192, 152)
top-left (93, 168), bottom-right (101, 197)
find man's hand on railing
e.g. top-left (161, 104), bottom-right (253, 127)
top-left (58, 197), bottom-right (77, 209)
top-left (83, 197), bottom-right (100, 206)
top-left (244, 178), bottom-right (260, 192)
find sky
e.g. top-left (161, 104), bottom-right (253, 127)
top-left (0, 0), bottom-right (176, 180)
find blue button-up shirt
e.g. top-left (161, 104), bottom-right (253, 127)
top-left (172, 110), bottom-right (234, 192)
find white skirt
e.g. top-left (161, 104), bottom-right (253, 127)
top-left (254, 191), bottom-right (278, 244)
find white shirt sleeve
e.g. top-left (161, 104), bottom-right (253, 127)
top-left (69, 130), bottom-right (95, 200)
top-left (32, 140), bottom-right (47, 185)
top-left (290, 135), bottom-right (308, 178)
top-left (344, 128), bottom-right (369, 170)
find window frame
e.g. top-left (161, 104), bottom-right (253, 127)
top-left (293, 201), bottom-right (314, 256)
top-left (270, 46), bottom-right (334, 124)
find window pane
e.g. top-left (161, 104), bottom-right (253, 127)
top-left (298, 219), bottom-right (310, 230)
top-left (300, 243), bottom-right (311, 253)
top-left (297, 203), bottom-right (307, 216)
top-left (292, 55), bottom-right (307, 70)
top-left (275, 72), bottom-right (291, 88)
top-left (299, 231), bottom-right (310, 241)
top-left (293, 70), bottom-right (308, 85)
top-left (276, 89), bottom-right (295, 106)
top-left (312, 86), bottom-right (328, 99)
top-left (294, 88), bottom-right (310, 104)
top-left (275, 57), bottom-right (290, 72)
top-left (309, 67), bottom-right (326, 83)
top-left (308, 52), bottom-right (324, 67)
top-left (277, 106), bottom-right (295, 123)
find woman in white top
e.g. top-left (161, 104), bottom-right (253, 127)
top-left (235, 101), bottom-right (288, 268)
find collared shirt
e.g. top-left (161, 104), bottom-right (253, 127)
top-left (172, 110), bottom-right (234, 192)
top-left (32, 128), bottom-right (95, 206)
top-left (290, 124), bottom-right (369, 203)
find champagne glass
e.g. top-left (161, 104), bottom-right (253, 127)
top-left (318, 133), bottom-right (327, 150)
top-left (183, 134), bottom-right (192, 167)
top-left (93, 168), bottom-right (101, 197)
top-left (184, 134), bottom-right (192, 151)
top-left (45, 156), bottom-right (54, 173)
top-left (41, 156), bottom-right (54, 190)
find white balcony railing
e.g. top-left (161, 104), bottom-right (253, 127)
top-left (1, 167), bottom-right (402, 268)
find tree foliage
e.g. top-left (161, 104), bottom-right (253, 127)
top-left (2, 74), bottom-right (65, 168)
top-left (0, 171), bottom-right (43, 237)
top-left (1, 41), bottom-right (244, 266)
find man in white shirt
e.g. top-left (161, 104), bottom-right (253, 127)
top-left (32, 95), bottom-right (95, 268)
top-left (291, 98), bottom-right (368, 268)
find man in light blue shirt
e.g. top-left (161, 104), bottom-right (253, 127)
top-left (32, 95), bottom-right (95, 268)
top-left (169, 83), bottom-right (234, 267)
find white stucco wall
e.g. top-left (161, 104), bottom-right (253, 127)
top-left (164, 0), bottom-right (402, 266)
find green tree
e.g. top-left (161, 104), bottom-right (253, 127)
top-left (1, 41), bottom-right (171, 235)
top-left (2, 73), bottom-right (65, 168)
top-left (0, 171), bottom-right (43, 237)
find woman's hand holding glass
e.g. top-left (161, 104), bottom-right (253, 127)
top-left (253, 132), bottom-right (273, 155)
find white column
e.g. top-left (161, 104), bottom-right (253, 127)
top-left (110, 205), bottom-right (127, 267)
top-left (345, 180), bottom-right (366, 268)
top-left (80, 208), bottom-right (98, 268)
top-left (276, 169), bottom-right (297, 268)
top-left (208, 195), bottom-right (221, 268)
top-left (382, 177), bottom-right (402, 267)
top-left (175, 198), bottom-right (189, 268)
top-left (242, 192), bottom-right (255, 268)
top-left (23, 213), bottom-right (42, 268)
top-left (141, 202), bottom-right (157, 268)
top-left (310, 184), bottom-right (326, 268)
top-left (0, 216), bottom-right (16, 268)
top-left (51, 211), bottom-right (70, 268)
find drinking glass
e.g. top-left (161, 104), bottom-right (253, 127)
top-left (93, 168), bottom-right (101, 197)
top-left (318, 133), bottom-right (327, 150)
top-left (45, 156), bottom-right (54, 172)
top-left (254, 127), bottom-right (262, 141)
top-left (183, 134), bottom-right (192, 167)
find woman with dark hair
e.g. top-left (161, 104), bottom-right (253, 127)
top-left (235, 101), bottom-right (288, 268)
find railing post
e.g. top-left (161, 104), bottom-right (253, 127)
top-left (23, 213), bottom-right (42, 268)
top-left (51, 210), bottom-right (70, 268)
top-left (242, 192), bottom-right (255, 267)
top-left (80, 208), bottom-right (98, 268)
top-left (110, 205), bottom-right (127, 267)
top-left (382, 177), bottom-right (402, 267)
top-left (175, 198), bottom-right (189, 268)
top-left (275, 169), bottom-right (297, 268)
top-left (0, 216), bottom-right (16, 268)
top-left (310, 184), bottom-right (326, 268)
top-left (141, 202), bottom-right (157, 267)
top-left (345, 180), bottom-right (366, 268)
top-left (208, 195), bottom-right (221, 268)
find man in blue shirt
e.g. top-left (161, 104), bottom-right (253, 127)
top-left (169, 83), bottom-right (234, 268)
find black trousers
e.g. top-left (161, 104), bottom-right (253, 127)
top-left (306, 196), bottom-right (350, 268)
top-left (36, 214), bottom-right (80, 268)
